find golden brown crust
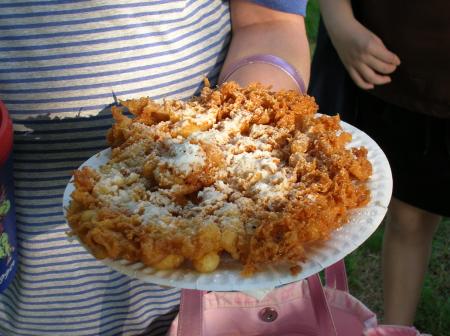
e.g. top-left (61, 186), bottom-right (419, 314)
top-left (67, 82), bottom-right (372, 275)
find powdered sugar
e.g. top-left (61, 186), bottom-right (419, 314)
top-left (93, 101), bottom-right (307, 231)
top-left (159, 139), bottom-right (206, 176)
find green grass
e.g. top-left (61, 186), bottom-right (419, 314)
top-left (415, 218), bottom-right (450, 334)
top-left (305, 5), bottom-right (450, 335)
top-left (305, 0), bottom-right (320, 51)
top-left (345, 220), bottom-right (450, 336)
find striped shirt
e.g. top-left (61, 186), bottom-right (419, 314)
top-left (0, 1), bottom-right (306, 335)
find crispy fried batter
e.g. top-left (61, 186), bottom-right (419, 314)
top-left (67, 82), bottom-right (372, 275)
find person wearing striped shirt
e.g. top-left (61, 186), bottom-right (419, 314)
top-left (0, 1), bottom-right (309, 335)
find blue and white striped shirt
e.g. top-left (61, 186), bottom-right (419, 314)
top-left (0, 1), bottom-right (306, 335)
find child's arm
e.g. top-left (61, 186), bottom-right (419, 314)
top-left (220, 0), bottom-right (310, 92)
top-left (319, 0), bottom-right (401, 89)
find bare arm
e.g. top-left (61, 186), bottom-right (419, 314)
top-left (319, 0), bottom-right (401, 89)
top-left (219, 0), bottom-right (310, 92)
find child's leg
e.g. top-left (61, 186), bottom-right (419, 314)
top-left (382, 198), bottom-right (441, 325)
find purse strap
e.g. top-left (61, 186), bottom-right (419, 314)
top-left (177, 289), bottom-right (206, 336)
top-left (307, 274), bottom-right (338, 336)
top-left (325, 259), bottom-right (349, 292)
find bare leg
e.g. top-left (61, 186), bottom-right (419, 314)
top-left (382, 198), bottom-right (441, 325)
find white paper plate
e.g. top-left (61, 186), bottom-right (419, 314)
top-left (63, 121), bottom-right (392, 291)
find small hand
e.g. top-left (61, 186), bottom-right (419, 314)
top-left (330, 19), bottom-right (401, 90)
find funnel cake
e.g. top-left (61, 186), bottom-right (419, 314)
top-left (67, 82), bottom-right (372, 276)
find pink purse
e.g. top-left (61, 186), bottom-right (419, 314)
top-left (167, 260), bottom-right (427, 336)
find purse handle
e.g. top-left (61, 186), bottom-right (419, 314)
top-left (177, 289), bottom-right (206, 336)
top-left (306, 274), bottom-right (338, 336)
top-left (177, 260), bottom-right (348, 336)
top-left (325, 259), bottom-right (349, 292)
